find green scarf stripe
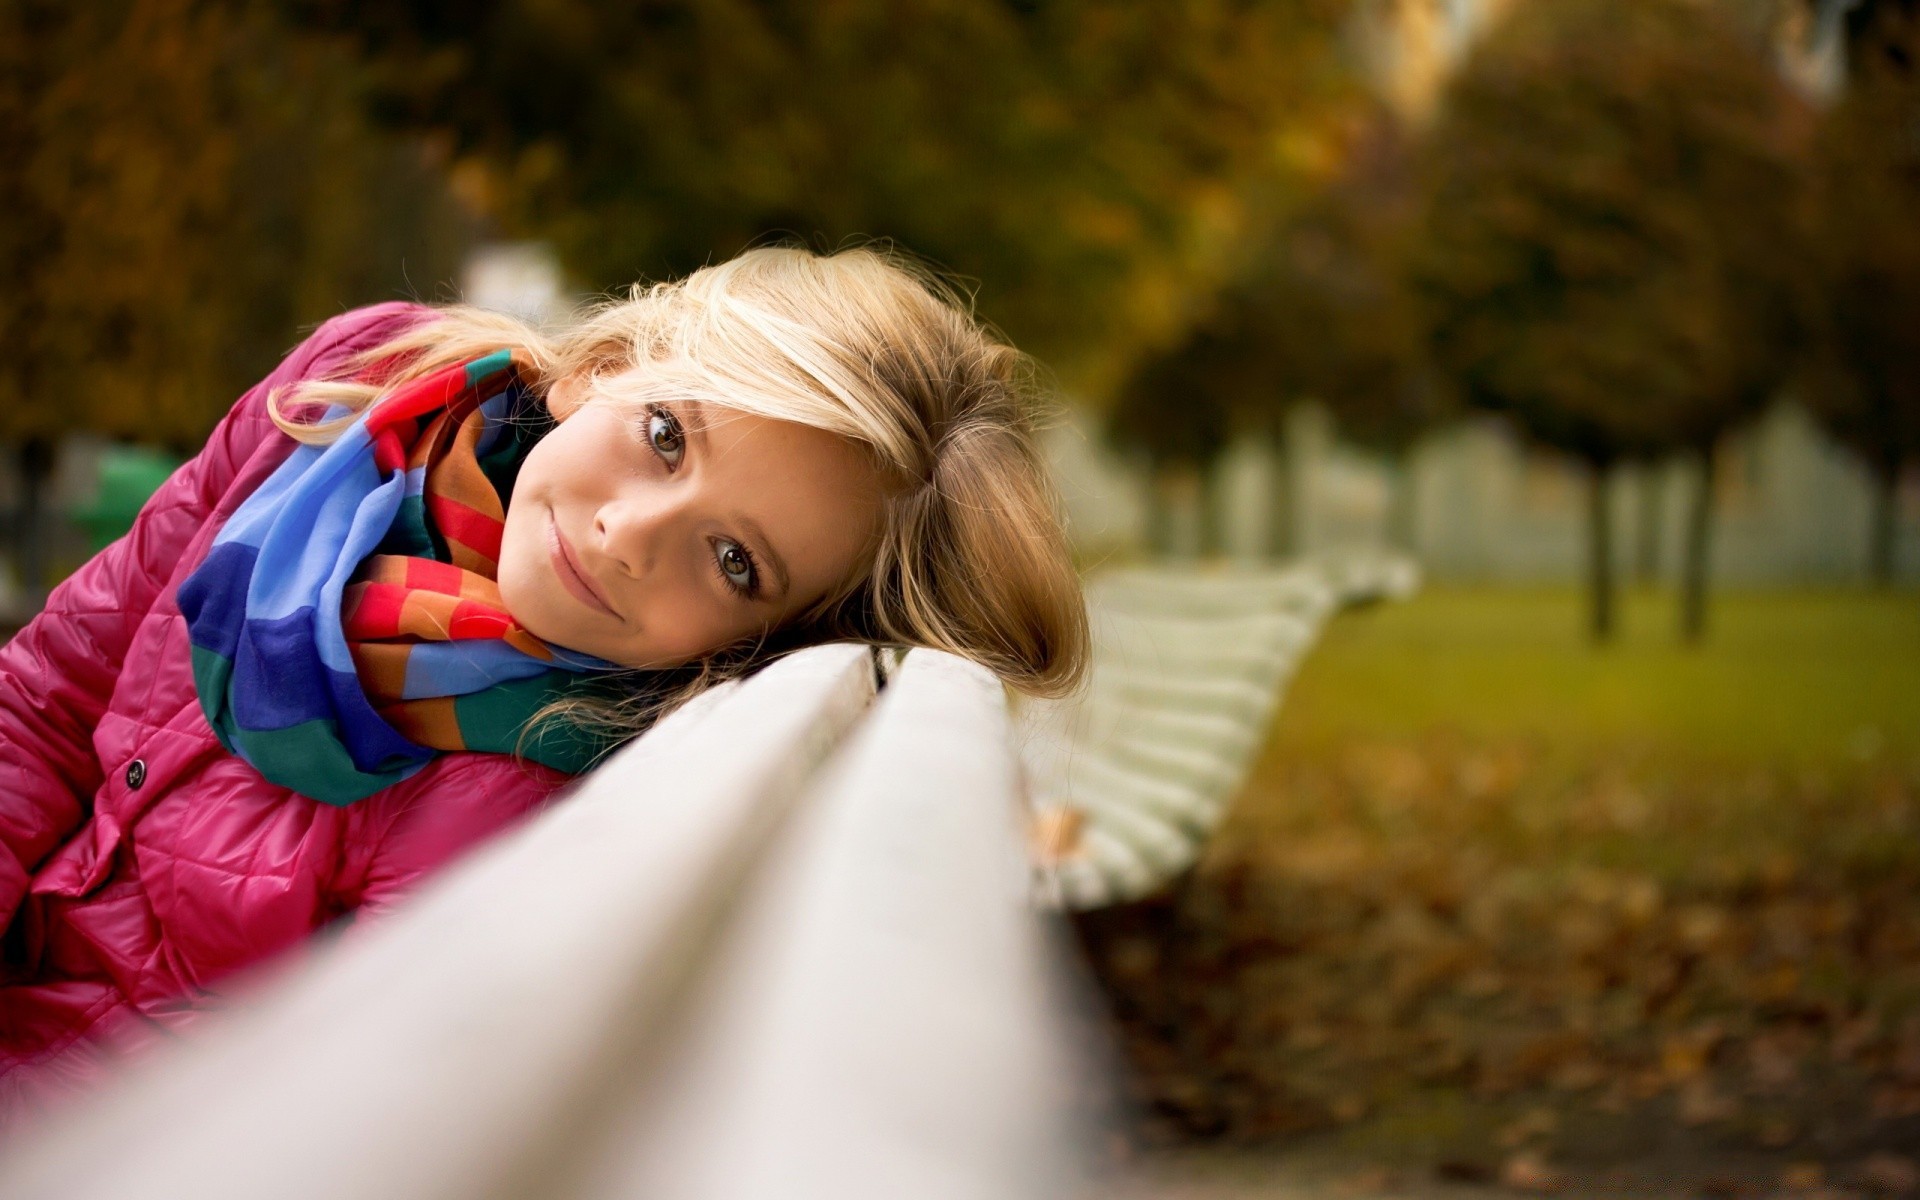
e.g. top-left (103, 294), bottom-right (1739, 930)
top-left (230, 720), bottom-right (415, 805)
top-left (380, 494), bottom-right (438, 558)
top-left (452, 673), bottom-right (621, 775)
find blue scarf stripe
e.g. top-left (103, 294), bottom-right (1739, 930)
top-left (228, 609), bottom-right (341, 729)
top-left (399, 641), bottom-right (557, 700)
top-left (183, 541), bottom-right (257, 661)
top-left (309, 474), bottom-right (410, 676)
top-left (245, 437), bottom-right (393, 626)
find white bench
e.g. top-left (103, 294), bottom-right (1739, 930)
top-left (0, 645), bottom-right (1091, 1200)
top-left (0, 555), bottom-right (1412, 1198)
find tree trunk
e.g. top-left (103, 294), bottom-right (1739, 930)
top-left (16, 436), bottom-right (56, 599)
top-left (1680, 446), bottom-right (1715, 645)
top-left (1869, 464), bottom-right (1898, 588)
top-left (1202, 451), bottom-right (1227, 560)
top-left (1636, 462), bottom-right (1663, 585)
top-left (1384, 448), bottom-right (1417, 553)
top-left (1587, 460), bottom-right (1615, 643)
top-left (1153, 464), bottom-right (1205, 562)
top-left (1266, 435), bottom-right (1293, 562)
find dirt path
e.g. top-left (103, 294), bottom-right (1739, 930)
top-left (1097, 1140), bottom-right (1915, 1200)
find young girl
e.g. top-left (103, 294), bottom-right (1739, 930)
top-left (0, 245), bottom-right (1088, 1109)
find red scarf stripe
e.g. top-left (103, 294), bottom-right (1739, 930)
top-left (348, 580), bottom-right (530, 648)
top-left (367, 363), bottom-right (484, 435)
top-left (447, 600), bottom-right (514, 640)
top-left (427, 494), bottom-right (506, 566)
top-left (402, 557), bottom-right (467, 595)
top-left (372, 427), bottom-right (409, 474)
top-left (340, 581), bottom-right (408, 640)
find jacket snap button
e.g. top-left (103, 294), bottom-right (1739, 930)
top-left (125, 759), bottom-right (147, 789)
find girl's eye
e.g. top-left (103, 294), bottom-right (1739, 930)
top-left (714, 538), bottom-right (758, 596)
top-left (646, 408), bottom-right (685, 468)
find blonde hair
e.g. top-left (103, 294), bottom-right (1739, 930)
top-left (275, 244), bottom-right (1088, 745)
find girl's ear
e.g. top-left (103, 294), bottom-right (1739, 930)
top-left (545, 372), bottom-right (588, 421)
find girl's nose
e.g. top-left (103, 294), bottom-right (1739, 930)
top-left (594, 495), bottom-right (662, 580)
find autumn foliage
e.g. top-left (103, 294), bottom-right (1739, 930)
top-left (1805, 2), bottom-right (1920, 587)
top-left (1410, 0), bottom-right (1811, 642)
top-left (0, 0), bottom-right (470, 452)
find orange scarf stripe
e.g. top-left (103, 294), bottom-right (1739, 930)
top-left (457, 572), bottom-right (503, 605)
top-left (379, 696), bottom-right (466, 751)
top-left (417, 409), bottom-right (507, 520)
top-left (503, 628), bottom-right (554, 661)
top-left (350, 643), bottom-right (413, 701)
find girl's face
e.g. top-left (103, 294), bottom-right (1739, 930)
top-left (497, 372), bottom-right (884, 668)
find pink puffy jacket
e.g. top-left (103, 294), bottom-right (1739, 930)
top-left (0, 304), bottom-right (573, 1114)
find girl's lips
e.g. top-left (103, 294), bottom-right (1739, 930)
top-left (546, 514), bottom-right (618, 618)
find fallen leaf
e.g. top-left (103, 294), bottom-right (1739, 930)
top-left (1501, 1153), bottom-right (1565, 1194)
top-left (1028, 805), bottom-right (1085, 865)
top-left (1663, 1036), bottom-right (1712, 1084)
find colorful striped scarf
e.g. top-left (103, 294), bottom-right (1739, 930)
top-left (179, 349), bottom-right (623, 806)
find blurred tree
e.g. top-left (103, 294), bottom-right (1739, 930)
top-left (0, 0), bottom-right (472, 589)
top-left (1111, 112), bottom-right (1444, 558)
top-left (284, 0), bottom-right (1353, 396)
top-left (1807, 0), bottom-right (1920, 585)
top-left (1411, 0), bottom-right (1811, 642)
top-left (1240, 116), bottom-right (1441, 550)
top-left (1106, 314), bottom-right (1240, 555)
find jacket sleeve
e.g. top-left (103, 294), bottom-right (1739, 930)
top-left (0, 302), bottom-right (428, 927)
top-left (344, 753), bottom-right (570, 922)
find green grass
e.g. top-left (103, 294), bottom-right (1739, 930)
top-left (1272, 587), bottom-right (1920, 766)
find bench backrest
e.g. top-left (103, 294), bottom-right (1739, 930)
top-left (1020, 555), bottom-right (1419, 908)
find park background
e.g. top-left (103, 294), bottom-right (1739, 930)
top-left (3, 1), bottom-right (1918, 1195)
